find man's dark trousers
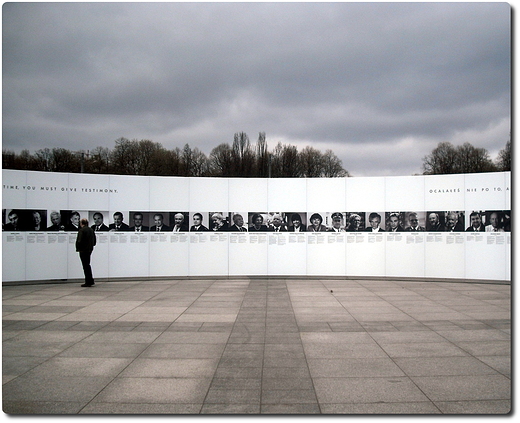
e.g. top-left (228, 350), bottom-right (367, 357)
top-left (79, 251), bottom-right (94, 285)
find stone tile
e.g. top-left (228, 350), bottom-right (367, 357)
top-left (456, 340), bottom-right (510, 356)
top-left (213, 367), bottom-right (263, 379)
top-left (300, 332), bottom-right (374, 344)
top-left (93, 377), bottom-right (212, 404)
top-left (477, 355), bottom-right (511, 377)
top-left (119, 358), bottom-right (219, 378)
top-left (262, 377), bottom-right (314, 391)
top-left (2, 375), bottom-right (113, 402)
top-left (82, 331), bottom-right (162, 344)
top-left (261, 404), bottom-right (321, 414)
top-left (437, 329), bottom-right (510, 342)
top-left (204, 388), bottom-right (261, 404)
top-left (154, 332), bottom-right (230, 344)
top-left (22, 357), bottom-right (132, 378)
top-left (262, 366), bottom-right (311, 379)
top-left (411, 375), bottom-right (511, 401)
top-left (313, 377), bottom-right (430, 404)
top-left (434, 400), bottom-right (511, 414)
top-left (210, 377), bottom-right (261, 390)
top-left (380, 342), bottom-right (468, 358)
top-left (80, 403), bottom-right (203, 414)
top-left (2, 356), bottom-right (48, 378)
top-left (307, 358), bottom-right (405, 378)
top-left (261, 389), bottom-right (317, 405)
top-left (394, 356), bottom-right (501, 377)
top-left (201, 404), bottom-right (260, 414)
top-left (57, 342), bottom-right (149, 358)
top-left (320, 402), bottom-right (441, 414)
top-left (303, 342), bottom-right (387, 359)
top-left (2, 340), bottom-right (77, 358)
top-left (140, 343), bottom-right (225, 359)
top-left (3, 400), bottom-right (87, 414)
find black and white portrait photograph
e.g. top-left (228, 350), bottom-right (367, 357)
top-left (2, 209), bottom-right (47, 231)
top-left (266, 212), bottom-right (288, 232)
top-left (129, 211), bottom-right (149, 232)
top-left (484, 210), bottom-right (509, 232)
top-left (108, 211), bottom-right (130, 231)
top-left (62, 210), bottom-right (83, 231)
top-left (444, 211), bottom-right (465, 232)
top-left (404, 212), bottom-right (426, 232)
top-left (307, 213), bottom-right (328, 232)
top-left (385, 212), bottom-right (406, 232)
top-left (248, 213), bottom-right (269, 232)
top-left (228, 212), bottom-right (248, 232)
top-left (210, 212), bottom-right (229, 232)
top-left (364, 212), bottom-right (385, 233)
top-left (168, 211), bottom-right (190, 232)
top-left (90, 211), bottom-right (110, 232)
top-left (286, 212), bottom-right (307, 232)
top-left (189, 212), bottom-right (210, 232)
top-left (426, 211), bottom-right (446, 232)
top-left (345, 212), bottom-right (365, 232)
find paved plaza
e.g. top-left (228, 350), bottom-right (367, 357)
top-left (2, 277), bottom-right (511, 415)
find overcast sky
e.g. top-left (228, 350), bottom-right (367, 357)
top-left (2, 2), bottom-right (510, 176)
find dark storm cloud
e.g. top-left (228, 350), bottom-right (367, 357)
top-left (2, 2), bottom-right (510, 176)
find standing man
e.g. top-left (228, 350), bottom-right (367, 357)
top-left (76, 218), bottom-right (96, 287)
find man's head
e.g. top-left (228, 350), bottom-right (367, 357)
top-left (93, 212), bottom-right (104, 226)
top-left (271, 214), bottom-right (282, 228)
top-left (331, 212), bottom-right (343, 229)
top-left (233, 214), bottom-right (244, 227)
top-left (428, 213), bottom-right (439, 226)
top-left (80, 218), bottom-right (89, 227)
top-left (133, 213), bottom-right (143, 228)
top-left (389, 213), bottom-right (400, 230)
top-left (50, 211), bottom-right (61, 226)
top-left (113, 212), bottom-right (123, 226)
top-left (368, 212), bottom-right (381, 229)
top-left (446, 212), bottom-right (458, 229)
top-left (8, 210), bottom-right (19, 226)
top-left (174, 213), bottom-right (184, 226)
top-left (408, 213), bottom-right (419, 227)
top-left (33, 211), bottom-right (41, 225)
top-left (489, 212), bottom-right (500, 229)
top-left (155, 213), bottom-right (165, 226)
top-left (70, 211), bottom-right (80, 226)
top-left (193, 213), bottom-right (203, 226)
top-left (470, 212), bottom-right (482, 229)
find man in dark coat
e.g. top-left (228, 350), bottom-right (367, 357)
top-left (76, 218), bottom-right (97, 287)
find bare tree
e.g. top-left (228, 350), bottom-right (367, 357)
top-left (208, 143), bottom-right (234, 176)
top-left (299, 146), bottom-right (324, 177)
top-left (423, 141), bottom-right (497, 175)
top-left (496, 138), bottom-right (511, 171)
top-left (422, 142), bottom-right (458, 174)
top-left (322, 149), bottom-right (350, 177)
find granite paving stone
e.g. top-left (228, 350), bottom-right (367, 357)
top-left (2, 277), bottom-right (510, 415)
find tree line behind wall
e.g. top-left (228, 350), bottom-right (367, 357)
top-left (2, 132), bottom-right (349, 178)
top-left (3, 133), bottom-right (511, 177)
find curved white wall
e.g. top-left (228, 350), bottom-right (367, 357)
top-left (2, 170), bottom-right (511, 282)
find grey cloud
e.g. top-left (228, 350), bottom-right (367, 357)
top-left (2, 2), bottom-right (510, 176)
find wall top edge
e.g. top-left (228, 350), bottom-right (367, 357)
top-left (2, 169), bottom-right (511, 181)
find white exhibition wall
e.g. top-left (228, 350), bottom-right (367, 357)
top-left (2, 169), bottom-right (511, 282)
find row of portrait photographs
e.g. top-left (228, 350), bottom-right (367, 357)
top-left (2, 209), bottom-right (511, 233)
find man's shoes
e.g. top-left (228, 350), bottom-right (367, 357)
top-left (81, 283), bottom-right (95, 287)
